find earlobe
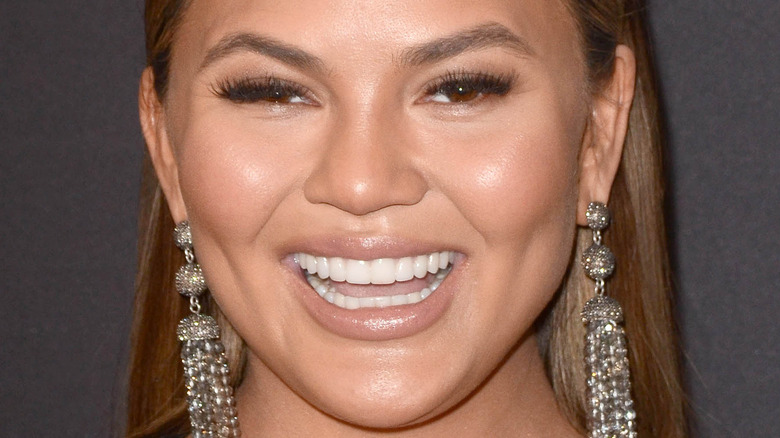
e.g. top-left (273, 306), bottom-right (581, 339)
top-left (576, 45), bottom-right (636, 225)
top-left (139, 67), bottom-right (188, 223)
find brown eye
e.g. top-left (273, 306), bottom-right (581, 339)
top-left (426, 72), bottom-right (513, 104)
top-left (260, 86), bottom-right (298, 103)
top-left (440, 84), bottom-right (480, 103)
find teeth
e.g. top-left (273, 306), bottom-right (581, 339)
top-left (316, 256), bottom-right (329, 279)
top-left (370, 258), bottom-right (396, 284)
top-left (303, 266), bottom-right (451, 310)
top-left (330, 257), bottom-right (346, 282)
top-left (345, 259), bottom-right (371, 285)
top-left (439, 251), bottom-right (449, 269)
top-left (296, 251), bottom-right (454, 285)
top-left (395, 257), bottom-right (414, 282)
top-left (427, 253), bottom-right (439, 274)
top-left (305, 254), bottom-right (317, 273)
top-left (413, 255), bottom-right (428, 279)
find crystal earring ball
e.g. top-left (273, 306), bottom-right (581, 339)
top-left (585, 201), bottom-right (610, 231)
top-left (174, 220), bottom-right (193, 250)
top-left (176, 263), bottom-right (207, 297)
top-left (582, 244), bottom-right (616, 280)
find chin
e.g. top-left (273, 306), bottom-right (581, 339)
top-left (278, 340), bottom-right (471, 430)
top-left (315, 382), bottom-right (454, 430)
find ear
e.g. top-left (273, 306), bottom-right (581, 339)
top-left (139, 67), bottom-right (188, 223)
top-left (576, 45), bottom-right (636, 225)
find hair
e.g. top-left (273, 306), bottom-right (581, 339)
top-left (126, 0), bottom-right (686, 436)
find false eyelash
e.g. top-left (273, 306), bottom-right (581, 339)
top-left (212, 75), bottom-right (311, 104)
top-left (424, 70), bottom-right (516, 100)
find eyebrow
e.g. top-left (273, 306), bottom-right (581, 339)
top-left (200, 33), bottom-right (326, 73)
top-left (199, 22), bottom-right (534, 73)
top-left (400, 22), bottom-right (535, 66)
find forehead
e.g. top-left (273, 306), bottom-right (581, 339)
top-left (172, 0), bottom-right (582, 71)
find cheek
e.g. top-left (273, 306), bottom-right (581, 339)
top-left (455, 136), bottom-right (575, 242)
top-left (419, 101), bottom-right (582, 248)
top-left (174, 107), bottom-right (313, 242)
top-left (414, 90), bottom-right (585, 343)
top-left (170, 105), bottom-right (322, 319)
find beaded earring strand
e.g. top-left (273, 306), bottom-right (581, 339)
top-left (174, 221), bottom-right (241, 437)
top-left (580, 202), bottom-right (637, 438)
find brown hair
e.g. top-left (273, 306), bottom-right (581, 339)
top-left (126, 1), bottom-right (686, 436)
top-left (545, 1), bottom-right (687, 436)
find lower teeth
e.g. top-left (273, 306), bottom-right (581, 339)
top-left (306, 267), bottom-right (450, 310)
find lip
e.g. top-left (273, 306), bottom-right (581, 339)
top-left (279, 235), bottom-right (462, 261)
top-left (280, 236), bottom-right (463, 341)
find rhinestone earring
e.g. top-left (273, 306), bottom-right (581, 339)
top-left (580, 202), bottom-right (637, 438)
top-left (174, 221), bottom-right (241, 437)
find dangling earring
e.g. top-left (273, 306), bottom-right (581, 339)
top-left (174, 221), bottom-right (241, 437)
top-left (580, 202), bottom-right (637, 438)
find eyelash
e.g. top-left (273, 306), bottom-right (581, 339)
top-left (213, 76), bottom-right (312, 104)
top-left (212, 70), bottom-right (515, 105)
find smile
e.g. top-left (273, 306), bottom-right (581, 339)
top-left (295, 252), bottom-right (455, 309)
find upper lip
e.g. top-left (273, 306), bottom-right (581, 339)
top-left (279, 235), bottom-right (465, 261)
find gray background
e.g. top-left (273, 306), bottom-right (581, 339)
top-left (1, 1), bottom-right (777, 436)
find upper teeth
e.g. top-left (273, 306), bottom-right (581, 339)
top-left (294, 251), bottom-right (454, 284)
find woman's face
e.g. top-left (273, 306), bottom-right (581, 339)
top-left (151, 0), bottom-right (598, 430)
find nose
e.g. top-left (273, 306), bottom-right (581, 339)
top-left (303, 104), bottom-right (427, 216)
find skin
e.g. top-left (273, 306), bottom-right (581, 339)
top-left (140, 0), bottom-right (636, 436)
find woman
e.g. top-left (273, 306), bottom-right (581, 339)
top-left (127, 0), bottom-right (686, 436)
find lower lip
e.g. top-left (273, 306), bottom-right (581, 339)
top-left (289, 260), bottom-right (458, 341)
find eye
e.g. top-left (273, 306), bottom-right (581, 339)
top-left (425, 71), bottom-right (514, 104)
top-left (213, 76), bottom-right (314, 105)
